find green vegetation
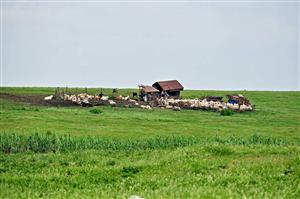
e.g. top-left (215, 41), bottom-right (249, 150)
top-left (1, 145), bottom-right (299, 198)
top-left (220, 108), bottom-right (234, 116)
top-left (89, 108), bottom-right (103, 114)
top-left (0, 87), bottom-right (299, 198)
top-left (1, 133), bottom-right (294, 153)
top-left (0, 87), bottom-right (138, 96)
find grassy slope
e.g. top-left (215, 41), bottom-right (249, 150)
top-left (0, 87), bottom-right (300, 198)
top-left (1, 146), bottom-right (299, 198)
top-left (0, 87), bottom-right (299, 140)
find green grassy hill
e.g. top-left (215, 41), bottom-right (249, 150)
top-left (0, 87), bottom-right (299, 198)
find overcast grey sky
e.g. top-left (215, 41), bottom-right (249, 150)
top-left (1, 1), bottom-right (299, 90)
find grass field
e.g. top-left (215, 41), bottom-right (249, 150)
top-left (0, 87), bottom-right (299, 198)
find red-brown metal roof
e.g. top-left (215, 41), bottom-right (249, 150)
top-left (153, 80), bottom-right (184, 91)
top-left (140, 85), bottom-right (160, 93)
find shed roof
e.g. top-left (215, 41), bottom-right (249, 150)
top-left (153, 80), bottom-right (184, 91)
top-left (140, 85), bottom-right (159, 93)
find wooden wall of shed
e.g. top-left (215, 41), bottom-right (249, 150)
top-left (167, 91), bottom-right (180, 97)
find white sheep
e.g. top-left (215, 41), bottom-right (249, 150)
top-left (79, 94), bottom-right (86, 100)
top-left (81, 98), bottom-right (90, 104)
top-left (240, 104), bottom-right (253, 111)
top-left (123, 96), bottom-right (130, 100)
top-left (101, 96), bottom-right (109, 101)
top-left (70, 95), bottom-right (77, 103)
top-left (44, 95), bottom-right (53, 101)
top-left (140, 105), bottom-right (152, 110)
top-left (165, 105), bottom-right (173, 109)
top-left (226, 103), bottom-right (239, 110)
top-left (109, 100), bottom-right (116, 105)
top-left (87, 95), bottom-right (94, 99)
top-left (173, 106), bottom-right (181, 111)
top-left (129, 99), bottom-right (136, 103)
top-left (63, 94), bottom-right (69, 101)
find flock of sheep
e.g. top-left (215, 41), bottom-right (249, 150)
top-left (155, 97), bottom-right (253, 112)
top-left (44, 93), bottom-right (253, 112)
top-left (44, 93), bottom-right (140, 107)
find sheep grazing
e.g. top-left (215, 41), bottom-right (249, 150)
top-left (87, 95), bottom-right (94, 99)
top-left (62, 92), bottom-right (112, 106)
top-left (129, 99), bottom-right (136, 103)
top-left (226, 94), bottom-right (253, 111)
top-left (173, 106), bottom-right (181, 111)
top-left (44, 95), bottom-right (53, 101)
top-left (115, 95), bottom-right (123, 100)
top-left (165, 105), bottom-right (173, 109)
top-left (226, 103), bottom-right (239, 110)
top-left (100, 96), bottom-right (109, 101)
top-left (63, 94), bottom-right (69, 101)
top-left (240, 104), bottom-right (253, 111)
top-left (153, 96), bottom-right (255, 112)
top-left (146, 105), bottom-right (152, 110)
top-left (78, 94), bottom-right (86, 100)
top-left (71, 95), bottom-right (78, 103)
top-left (53, 89), bottom-right (254, 112)
top-left (108, 100), bottom-right (116, 106)
top-left (140, 105), bottom-right (152, 110)
top-left (157, 98), bottom-right (168, 106)
top-left (81, 99), bottom-right (92, 107)
top-left (114, 95), bottom-right (130, 101)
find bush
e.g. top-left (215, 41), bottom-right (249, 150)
top-left (220, 109), bottom-right (234, 116)
top-left (89, 109), bottom-right (103, 114)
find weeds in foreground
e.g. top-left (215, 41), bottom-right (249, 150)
top-left (89, 109), bottom-right (103, 114)
top-left (0, 133), bottom-right (296, 153)
top-left (220, 109), bottom-right (234, 116)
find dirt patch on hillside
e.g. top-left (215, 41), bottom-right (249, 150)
top-left (0, 93), bottom-right (78, 107)
top-left (0, 93), bottom-right (147, 108)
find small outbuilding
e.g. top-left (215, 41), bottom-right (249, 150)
top-left (139, 85), bottom-right (160, 102)
top-left (152, 80), bottom-right (184, 97)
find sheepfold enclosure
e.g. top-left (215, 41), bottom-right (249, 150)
top-left (0, 87), bottom-right (300, 198)
top-left (44, 87), bottom-right (254, 112)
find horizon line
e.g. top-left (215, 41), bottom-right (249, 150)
top-left (1, 85), bottom-right (299, 92)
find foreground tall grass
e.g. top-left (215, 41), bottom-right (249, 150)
top-left (1, 133), bottom-right (297, 153)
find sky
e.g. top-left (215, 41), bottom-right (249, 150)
top-left (1, 0), bottom-right (299, 90)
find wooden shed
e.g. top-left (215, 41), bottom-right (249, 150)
top-left (139, 85), bottom-right (160, 102)
top-left (152, 80), bottom-right (184, 97)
